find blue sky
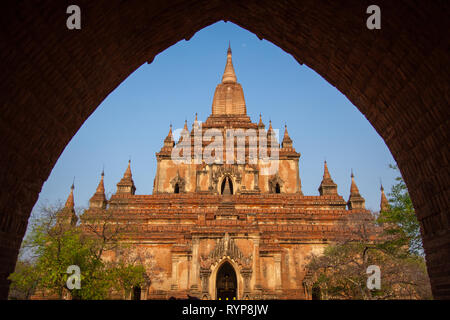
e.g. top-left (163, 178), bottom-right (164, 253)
top-left (33, 21), bottom-right (397, 215)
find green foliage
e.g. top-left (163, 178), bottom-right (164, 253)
top-left (305, 164), bottom-right (431, 299)
top-left (110, 262), bottom-right (146, 298)
top-left (8, 204), bottom-right (147, 300)
top-left (377, 164), bottom-right (423, 255)
top-left (8, 260), bottom-right (40, 299)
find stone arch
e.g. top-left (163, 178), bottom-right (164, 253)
top-left (215, 261), bottom-right (237, 300)
top-left (209, 258), bottom-right (242, 300)
top-left (132, 286), bottom-right (141, 300)
top-left (219, 174), bottom-right (234, 195)
top-left (0, 1), bottom-right (448, 299)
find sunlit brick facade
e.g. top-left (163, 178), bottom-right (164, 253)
top-left (76, 46), bottom-right (373, 300)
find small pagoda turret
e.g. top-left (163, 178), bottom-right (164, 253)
top-left (89, 170), bottom-right (107, 209)
top-left (347, 171), bottom-right (366, 210)
top-left (116, 160), bottom-right (136, 195)
top-left (318, 161), bottom-right (338, 196)
top-left (56, 182), bottom-right (78, 227)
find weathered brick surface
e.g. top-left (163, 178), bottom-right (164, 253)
top-left (0, 0), bottom-right (448, 299)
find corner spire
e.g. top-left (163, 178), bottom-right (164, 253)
top-left (350, 170), bottom-right (360, 195)
top-left (65, 182), bottom-right (75, 209)
top-left (89, 170), bottom-right (107, 209)
top-left (380, 183), bottom-right (390, 212)
top-left (323, 161), bottom-right (331, 180)
top-left (258, 113), bottom-right (263, 126)
top-left (124, 159), bottom-right (132, 178)
top-left (282, 123), bottom-right (293, 148)
top-left (347, 170), bottom-right (365, 210)
top-left (96, 170), bottom-right (105, 193)
top-left (178, 119), bottom-right (191, 144)
top-left (163, 124), bottom-right (175, 148)
top-left (116, 160), bottom-right (136, 195)
top-left (318, 161), bottom-right (338, 196)
top-left (58, 181), bottom-right (77, 227)
top-left (192, 113), bottom-right (199, 131)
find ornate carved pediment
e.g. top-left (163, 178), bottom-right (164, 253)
top-left (212, 165), bottom-right (242, 184)
top-left (200, 233), bottom-right (252, 269)
top-left (170, 171), bottom-right (186, 193)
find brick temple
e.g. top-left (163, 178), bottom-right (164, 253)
top-left (58, 46), bottom-right (381, 300)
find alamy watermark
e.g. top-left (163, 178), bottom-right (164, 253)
top-left (66, 265), bottom-right (81, 290)
top-left (171, 126), bottom-right (281, 176)
top-left (366, 5), bottom-right (381, 30)
top-left (366, 265), bottom-right (381, 290)
top-left (66, 5), bottom-right (81, 30)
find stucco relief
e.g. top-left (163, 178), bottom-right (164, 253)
top-left (200, 233), bottom-right (252, 270)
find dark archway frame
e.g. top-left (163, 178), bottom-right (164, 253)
top-left (0, 1), bottom-right (448, 299)
top-left (216, 261), bottom-right (238, 300)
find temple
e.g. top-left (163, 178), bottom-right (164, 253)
top-left (54, 46), bottom-right (384, 300)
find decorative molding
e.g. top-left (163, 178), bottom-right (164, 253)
top-left (200, 233), bottom-right (252, 270)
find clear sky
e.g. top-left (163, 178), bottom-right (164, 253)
top-left (33, 21), bottom-right (398, 216)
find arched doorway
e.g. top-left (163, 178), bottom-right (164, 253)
top-left (311, 284), bottom-right (321, 300)
top-left (220, 176), bottom-right (234, 195)
top-left (275, 183), bottom-right (281, 194)
top-left (216, 262), bottom-right (237, 300)
top-left (174, 183), bottom-right (180, 194)
top-left (132, 286), bottom-right (141, 300)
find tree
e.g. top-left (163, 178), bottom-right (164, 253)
top-left (8, 259), bottom-right (40, 300)
top-left (377, 164), bottom-right (423, 255)
top-left (304, 165), bottom-right (432, 299)
top-left (305, 233), bottom-right (432, 299)
top-left (8, 202), bottom-right (148, 300)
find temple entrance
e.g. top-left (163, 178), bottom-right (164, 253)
top-left (220, 176), bottom-right (233, 195)
top-left (275, 183), bottom-right (281, 193)
top-left (132, 286), bottom-right (141, 300)
top-left (216, 262), bottom-right (237, 300)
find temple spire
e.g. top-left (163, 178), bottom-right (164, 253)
top-left (318, 161), bottom-right (338, 196)
top-left (124, 160), bottom-right (132, 178)
top-left (163, 124), bottom-right (174, 148)
top-left (117, 160), bottom-right (136, 195)
top-left (90, 170), bottom-right (107, 209)
top-left (258, 113), bottom-right (265, 128)
top-left (58, 182), bottom-right (77, 227)
top-left (191, 113), bottom-right (199, 133)
top-left (212, 44), bottom-right (246, 115)
top-left (97, 170), bottom-right (105, 193)
top-left (64, 182), bottom-right (75, 209)
top-left (347, 170), bottom-right (365, 210)
top-left (324, 161), bottom-right (331, 180)
top-left (380, 183), bottom-right (390, 212)
top-left (178, 119), bottom-right (191, 145)
top-left (222, 43), bottom-right (237, 84)
top-left (350, 170), bottom-right (360, 195)
top-left (267, 120), bottom-right (274, 134)
top-left (282, 123), bottom-right (293, 149)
